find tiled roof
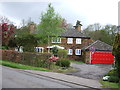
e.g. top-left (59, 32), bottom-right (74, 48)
top-left (82, 40), bottom-right (112, 51)
top-left (60, 29), bottom-right (90, 38)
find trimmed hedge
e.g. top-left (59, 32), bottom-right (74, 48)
top-left (1, 49), bottom-right (52, 68)
top-left (56, 59), bottom-right (70, 67)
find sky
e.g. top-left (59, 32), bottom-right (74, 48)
top-left (0, 0), bottom-right (119, 29)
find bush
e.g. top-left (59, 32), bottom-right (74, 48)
top-left (108, 76), bottom-right (119, 83)
top-left (0, 46), bottom-right (8, 49)
top-left (58, 49), bottom-right (67, 58)
top-left (55, 59), bottom-right (70, 67)
top-left (105, 69), bottom-right (118, 76)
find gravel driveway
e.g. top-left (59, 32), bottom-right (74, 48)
top-left (65, 63), bottom-right (112, 80)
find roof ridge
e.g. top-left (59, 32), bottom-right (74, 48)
top-left (85, 40), bottom-right (98, 49)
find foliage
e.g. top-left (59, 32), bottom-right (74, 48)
top-left (100, 81), bottom-right (120, 88)
top-left (83, 24), bottom-right (117, 45)
top-left (8, 34), bottom-right (39, 52)
top-left (105, 69), bottom-right (118, 76)
top-left (57, 49), bottom-right (67, 58)
top-left (15, 26), bottom-right (29, 37)
top-left (21, 34), bottom-right (39, 52)
top-left (0, 46), bottom-right (8, 49)
top-left (55, 59), bottom-right (70, 67)
top-left (2, 49), bottom-right (52, 69)
top-left (52, 47), bottom-right (58, 56)
top-left (37, 3), bottom-right (64, 44)
top-left (112, 33), bottom-right (120, 78)
top-left (108, 76), bottom-right (119, 83)
top-left (0, 23), bottom-right (15, 46)
top-left (1, 60), bottom-right (51, 72)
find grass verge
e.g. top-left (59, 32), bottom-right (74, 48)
top-left (69, 60), bottom-right (84, 63)
top-left (0, 60), bottom-right (51, 72)
top-left (100, 81), bottom-right (120, 88)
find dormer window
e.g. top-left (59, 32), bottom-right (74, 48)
top-left (76, 38), bottom-right (81, 44)
top-left (67, 38), bottom-right (73, 44)
top-left (52, 37), bottom-right (61, 43)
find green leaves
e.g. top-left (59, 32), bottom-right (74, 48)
top-left (37, 3), bottom-right (64, 44)
top-left (83, 24), bottom-right (117, 45)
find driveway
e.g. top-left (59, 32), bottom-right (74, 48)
top-left (65, 63), bottom-right (112, 80)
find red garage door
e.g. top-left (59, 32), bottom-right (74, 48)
top-left (91, 52), bottom-right (114, 64)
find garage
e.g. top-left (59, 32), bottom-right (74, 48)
top-left (82, 40), bottom-right (114, 64)
top-left (91, 52), bottom-right (114, 64)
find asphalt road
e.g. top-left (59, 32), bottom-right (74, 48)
top-left (2, 66), bottom-right (89, 88)
top-left (66, 63), bottom-right (112, 80)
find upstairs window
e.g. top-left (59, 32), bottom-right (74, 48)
top-left (75, 49), bottom-right (81, 55)
top-left (67, 38), bottom-right (73, 44)
top-left (68, 49), bottom-right (73, 55)
top-left (76, 38), bottom-right (81, 44)
top-left (52, 37), bottom-right (61, 43)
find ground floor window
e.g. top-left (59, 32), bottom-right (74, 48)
top-left (75, 49), bottom-right (81, 55)
top-left (68, 49), bottom-right (73, 55)
top-left (35, 47), bottom-right (44, 53)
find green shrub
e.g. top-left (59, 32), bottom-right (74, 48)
top-left (105, 69), bottom-right (118, 76)
top-left (2, 50), bottom-right (52, 69)
top-left (56, 59), bottom-right (70, 67)
top-left (0, 46), bottom-right (8, 49)
top-left (108, 76), bottom-right (119, 83)
top-left (58, 49), bottom-right (67, 58)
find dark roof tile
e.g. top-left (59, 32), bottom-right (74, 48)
top-left (82, 40), bottom-right (112, 51)
top-left (60, 29), bottom-right (90, 38)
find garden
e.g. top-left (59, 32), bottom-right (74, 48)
top-left (101, 33), bottom-right (120, 88)
top-left (1, 47), bottom-right (76, 74)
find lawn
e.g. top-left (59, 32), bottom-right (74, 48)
top-left (100, 81), bottom-right (120, 88)
top-left (0, 60), bottom-right (76, 73)
top-left (0, 60), bottom-right (51, 72)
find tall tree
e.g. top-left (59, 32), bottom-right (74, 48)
top-left (83, 24), bottom-right (117, 45)
top-left (37, 3), bottom-right (64, 44)
top-left (112, 33), bottom-right (120, 78)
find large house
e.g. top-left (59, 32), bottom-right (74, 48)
top-left (36, 21), bottom-right (92, 61)
top-left (15, 20), bottom-right (114, 64)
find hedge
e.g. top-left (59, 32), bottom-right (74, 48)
top-left (1, 49), bottom-right (52, 69)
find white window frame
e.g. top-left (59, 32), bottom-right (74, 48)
top-left (75, 49), bottom-right (81, 55)
top-left (67, 38), bottom-right (73, 44)
top-left (68, 49), bottom-right (73, 55)
top-left (35, 47), bottom-right (44, 53)
top-left (52, 37), bottom-right (61, 43)
top-left (76, 38), bottom-right (81, 44)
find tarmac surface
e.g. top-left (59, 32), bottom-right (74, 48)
top-left (66, 63), bottom-right (112, 80)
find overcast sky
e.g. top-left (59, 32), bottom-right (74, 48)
top-left (0, 0), bottom-right (119, 29)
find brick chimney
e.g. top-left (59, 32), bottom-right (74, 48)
top-left (74, 20), bottom-right (82, 32)
top-left (29, 23), bottom-right (36, 34)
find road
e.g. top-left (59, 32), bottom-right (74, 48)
top-left (2, 66), bottom-right (90, 88)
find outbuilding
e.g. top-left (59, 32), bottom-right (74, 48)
top-left (82, 40), bottom-right (114, 64)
